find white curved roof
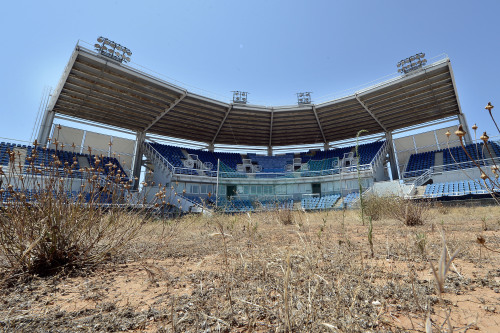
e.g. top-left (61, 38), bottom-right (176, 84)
top-left (49, 46), bottom-right (462, 147)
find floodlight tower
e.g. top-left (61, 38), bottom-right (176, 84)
top-left (297, 92), bottom-right (312, 105)
top-left (397, 53), bottom-right (427, 74)
top-left (94, 37), bottom-right (132, 64)
top-left (232, 91), bottom-right (249, 104)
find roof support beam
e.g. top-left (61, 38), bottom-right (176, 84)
top-left (143, 92), bottom-right (187, 132)
top-left (312, 105), bottom-right (327, 143)
top-left (355, 94), bottom-right (387, 132)
top-left (211, 105), bottom-right (233, 144)
top-left (132, 131), bottom-right (145, 190)
top-left (269, 108), bottom-right (274, 147)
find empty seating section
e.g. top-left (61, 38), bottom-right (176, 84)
top-left (423, 178), bottom-right (498, 198)
top-left (150, 143), bottom-right (243, 176)
top-left (223, 199), bottom-right (255, 212)
top-left (354, 141), bottom-right (385, 165)
top-left (185, 147), bottom-right (242, 171)
top-left (343, 192), bottom-right (360, 208)
top-left (181, 194), bottom-right (216, 209)
top-left (88, 155), bottom-right (128, 180)
top-left (150, 143), bottom-right (198, 175)
top-left (27, 147), bottom-right (81, 177)
top-left (0, 141), bottom-right (128, 179)
top-left (150, 143), bottom-right (184, 168)
top-left (301, 157), bottom-right (339, 177)
top-left (0, 189), bottom-right (114, 204)
top-left (301, 146), bottom-right (351, 163)
top-left (490, 141), bottom-right (500, 156)
top-left (405, 141), bottom-right (500, 178)
top-left (247, 153), bottom-right (294, 173)
top-left (218, 198), bottom-right (294, 212)
top-left (301, 194), bottom-right (340, 210)
top-left (1, 142), bottom-right (26, 166)
top-left (259, 198), bottom-right (294, 210)
top-left (300, 141), bottom-right (384, 172)
top-left (148, 141), bottom-right (386, 178)
top-left (443, 143), bottom-right (488, 171)
top-left (404, 151), bottom-right (436, 177)
top-left (219, 161), bottom-right (247, 178)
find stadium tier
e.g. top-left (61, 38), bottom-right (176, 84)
top-left (422, 178), bottom-right (498, 198)
top-left (246, 153), bottom-right (294, 173)
top-left (403, 141), bottom-right (500, 178)
top-left (0, 142), bottom-right (129, 180)
top-left (147, 140), bottom-right (385, 176)
top-left (141, 139), bottom-right (390, 212)
top-left (343, 192), bottom-right (360, 208)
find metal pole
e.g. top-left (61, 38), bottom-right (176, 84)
top-left (215, 158), bottom-right (220, 209)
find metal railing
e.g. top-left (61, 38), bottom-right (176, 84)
top-left (145, 141), bottom-right (387, 181)
top-left (369, 141), bottom-right (388, 169)
top-left (413, 169), bottom-right (432, 187)
top-left (402, 156), bottom-right (500, 180)
top-left (143, 142), bottom-right (176, 173)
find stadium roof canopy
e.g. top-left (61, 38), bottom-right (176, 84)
top-left (48, 45), bottom-right (463, 147)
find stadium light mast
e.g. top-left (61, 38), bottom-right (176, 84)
top-left (232, 91), bottom-right (248, 104)
top-left (94, 37), bottom-right (132, 64)
top-left (397, 53), bottom-right (427, 74)
top-left (297, 92), bottom-right (312, 105)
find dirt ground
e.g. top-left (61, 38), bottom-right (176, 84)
top-left (1, 205), bottom-right (500, 332)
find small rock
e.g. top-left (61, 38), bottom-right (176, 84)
top-left (484, 306), bottom-right (496, 313)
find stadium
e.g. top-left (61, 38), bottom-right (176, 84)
top-left (1, 39), bottom-right (496, 213)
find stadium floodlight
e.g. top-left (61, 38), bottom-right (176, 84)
top-left (94, 36), bottom-right (132, 64)
top-left (297, 92), bottom-right (312, 105)
top-left (232, 91), bottom-right (249, 104)
top-left (397, 52), bottom-right (427, 74)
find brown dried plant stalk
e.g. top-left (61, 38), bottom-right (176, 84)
top-left (0, 127), bottom-right (166, 278)
top-left (429, 234), bottom-right (460, 296)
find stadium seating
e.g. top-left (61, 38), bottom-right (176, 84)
top-left (423, 178), bottom-right (498, 198)
top-left (0, 142), bottom-right (24, 166)
top-left (185, 148), bottom-right (243, 171)
top-left (0, 141), bottom-right (129, 180)
top-left (404, 141), bottom-right (500, 177)
top-left (247, 153), bottom-right (294, 173)
top-left (258, 198), bottom-right (294, 210)
top-left (404, 151), bottom-right (436, 177)
top-left (300, 146), bottom-right (351, 164)
top-left (149, 143), bottom-right (244, 176)
top-left (301, 194), bottom-right (340, 210)
top-left (343, 192), bottom-right (360, 208)
top-left (354, 141), bottom-right (385, 165)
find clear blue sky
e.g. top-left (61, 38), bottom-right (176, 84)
top-left (1, 0), bottom-right (499, 144)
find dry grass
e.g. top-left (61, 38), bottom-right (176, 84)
top-left (0, 134), bottom-right (166, 279)
top-left (0, 204), bottom-right (499, 332)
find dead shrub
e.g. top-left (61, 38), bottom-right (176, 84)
top-left (363, 195), bottom-right (393, 221)
top-left (276, 209), bottom-right (294, 225)
top-left (0, 136), bottom-right (163, 278)
top-left (390, 198), bottom-right (430, 226)
top-left (434, 202), bottom-right (450, 215)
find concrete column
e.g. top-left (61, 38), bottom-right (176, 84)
top-left (457, 113), bottom-right (473, 145)
top-left (37, 110), bottom-right (55, 146)
top-left (385, 132), bottom-right (399, 180)
top-left (324, 142), bottom-right (330, 151)
top-left (132, 132), bottom-right (145, 190)
top-left (267, 146), bottom-right (273, 156)
top-left (207, 143), bottom-right (215, 152)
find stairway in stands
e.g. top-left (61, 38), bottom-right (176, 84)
top-left (487, 143), bottom-right (498, 158)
